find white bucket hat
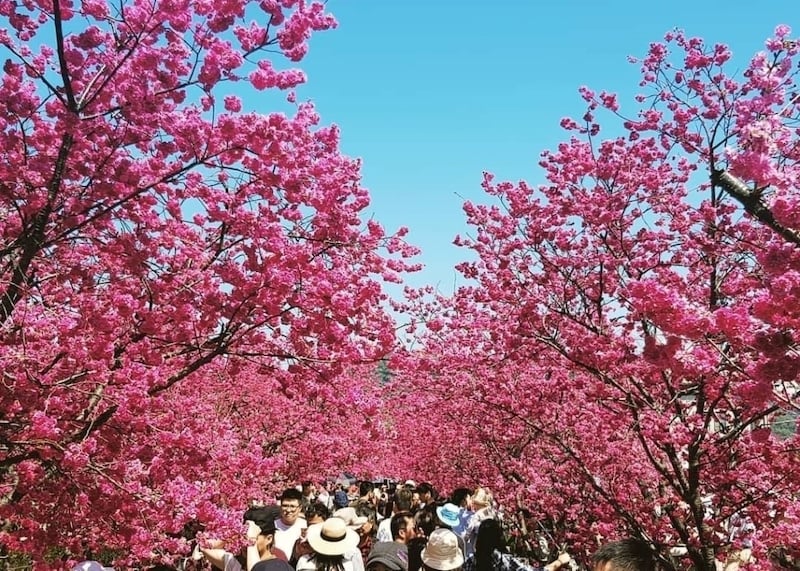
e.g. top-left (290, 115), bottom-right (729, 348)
top-left (421, 529), bottom-right (464, 570)
top-left (306, 517), bottom-right (359, 556)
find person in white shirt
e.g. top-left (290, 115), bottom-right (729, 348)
top-left (275, 488), bottom-right (308, 557)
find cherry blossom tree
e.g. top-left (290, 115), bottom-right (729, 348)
top-left (0, 0), bottom-right (418, 566)
top-left (391, 26), bottom-right (800, 571)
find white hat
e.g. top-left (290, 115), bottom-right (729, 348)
top-left (421, 529), bottom-right (464, 570)
top-left (71, 563), bottom-right (113, 571)
top-left (306, 517), bottom-right (359, 556)
top-left (333, 506), bottom-right (368, 529)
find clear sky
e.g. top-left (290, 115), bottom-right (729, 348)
top-left (288, 1), bottom-right (799, 294)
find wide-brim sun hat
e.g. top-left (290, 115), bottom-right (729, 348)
top-left (306, 517), bottom-right (359, 556)
top-left (421, 528), bottom-right (464, 570)
top-left (436, 503), bottom-right (461, 528)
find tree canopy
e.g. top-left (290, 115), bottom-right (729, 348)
top-left (1, 2), bottom-right (799, 569)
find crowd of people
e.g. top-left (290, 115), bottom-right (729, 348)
top-left (183, 480), bottom-right (658, 571)
top-left (69, 479), bottom-right (761, 571)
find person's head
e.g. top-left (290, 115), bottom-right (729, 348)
top-left (394, 487), bottom-right (414, 513)
top-left (471, 487), bottom-right (492, 511)
top-left (250, 517), bottom-right (278, 557)
top-left (414, 508), bottom-right (437, 539)
top-left (592, 538), bottom-right (656, 571)
top-left (359, 517), bottom-right (375, 538)
top-left (367, 541), bottom-right (409, 571)
top-left (475, 519), bottom-right (506, 556)
top-left (421, 529), bottom-right (464, 571)
top-left (360, 481), bottom-right (376, 500)
top-left (449, 488), bottom-right (471, 509)
top-left (411, 492), bottom-right (421, 512)
top-left (417, 483), bottom-right (435, 505)
top-left (302, 481), bottom-right (316, 496)
top-left (244, 504), bottom-right (282, 524)
top-left (306, 501), bottom-right (331, 524)
top-left (71, 562), bottom-right (110, 571)
top-left (280, 488), bottom-right (304, 525)
top-left (391, 511), bottom-right (418, 544)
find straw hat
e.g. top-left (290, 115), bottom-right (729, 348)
top-left (306, 517), bottom-right (359, 556)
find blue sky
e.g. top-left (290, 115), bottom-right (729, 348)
top-left (290, 1), bottom-right (799, 294)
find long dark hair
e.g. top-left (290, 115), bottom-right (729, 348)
top-left (475, 519), bottom-right (507, 571)
top-left (308, 552), bottom-right (346, 571)
top-left (407, 536), bottom-right (428, 571)
top-left (415, 508), bottom-right (437, 539)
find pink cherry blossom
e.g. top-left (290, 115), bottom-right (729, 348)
top-left (390, 25), bottom-right (800, 571)
top-left (0, 0), bottom-right (419, 567)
